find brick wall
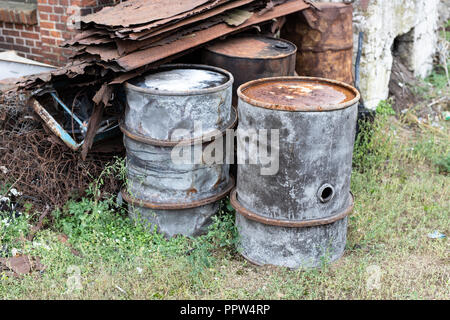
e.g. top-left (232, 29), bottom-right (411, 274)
top-left (0, 0), bottom-right (121, 66)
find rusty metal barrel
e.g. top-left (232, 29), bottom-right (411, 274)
top-left (281, 3), bottom-right (354, 85)
top-left (121, 64), bottom-right (236, 237)
top-left (231, 76), bottom-right (360, 268)
top-left (201, 35), bottom-right (297, 105)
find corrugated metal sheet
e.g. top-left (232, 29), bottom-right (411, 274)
top-left (116, 0), bottom-right (310, 71)
top-left (18, 0), bottom-right (310, 156)
top-left (80, 0), bottom-right (217, 27)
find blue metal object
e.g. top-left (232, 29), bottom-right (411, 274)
top-left (31, 98), bottom-right (84, 151)
top-left (49, 92), bottom-right (87, 134)
top-left (31, 92), bottom-right (121, 152)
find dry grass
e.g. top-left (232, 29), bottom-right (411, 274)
top-left (1, 74), bottom-right (449, 300)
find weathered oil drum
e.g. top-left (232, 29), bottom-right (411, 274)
top-left (281, 3), bottom-right (354, 85)
top-left (121, 64), bottom-right (236, 237)
top-left (123, 64), bottom-right (235, 142)
top-left (201, 35), bottom-right (297, 105)
top-left (231, 76), bottom-right (360, 268)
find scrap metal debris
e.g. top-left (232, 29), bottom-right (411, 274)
top-left (0, 255), bottom-right (46, 276)
top-left (223, 9), bottom-right (254, 26)
top-left (16, 0), bottom-right (309, 156)
top-left (0, 93), bottom-right (122, 210)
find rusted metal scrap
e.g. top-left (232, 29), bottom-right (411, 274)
top-left (80, 0), bottom-right (217, 28)
top-left (18, 0), bottom-right (310, 156)
top-left (281, 2), bottom-right (354, 84)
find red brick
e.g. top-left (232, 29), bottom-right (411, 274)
top-left (54, 6), bottom-right (64, 14)
top-left (26, 39), bottom-right (35, 46)
top-left (25, 54), bottom-right (42, 61)
top-left (31, 47), bottom-right (42, 55)
top-left (23, 25), bottom-right (37, 32)
top-left (51, 46), bottom-right (64, 54)
top-left (21, 31), bottom-right (40, 39)
top-left (49, 14), bottom-right (59, 22)
top-left (50, 30), bottom-right (61, 38)
top-left (0, 6), bottom-right (37, 25)
top-left (41, 36), bottom-right (56, 45)
top-left (55, 23), bottom-right (66, 30)
top-left (41, 52), bottom-right (58, 60)
top-left (2, 29), bottom-right (20, 37)
top-left (12, 44), bottom-right (30, 53)
top-left (39, 13), bottom-right (49, 21)
top-left (15, 38), bottom-right (24, 45)
top-left (38, 5), bottom-right (53, 13)
top-left (40, 21), bottom-right (55, 29)
top-left (0, 9), bottom-right (9, 22)
top-left (0, 43), bottom-right (13, 50)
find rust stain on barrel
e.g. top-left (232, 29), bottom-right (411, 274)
top-left (239, 77), bottom-right (358, 112)
top-left (187, 188), bottom-right (198, 196)
top-left (205, 37), bottom-right (295, 59)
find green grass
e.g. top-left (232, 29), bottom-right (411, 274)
top-left (1, 103), bottom-right (449, 300)
top-left (425, 63), bottom-right (450, 91)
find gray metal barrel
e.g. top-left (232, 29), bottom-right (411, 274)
top-left (231, 76), bottom-right (360, 268)
top-left (121, 64), bottom-right (235, 238)
top-left (123, 64), bottom-right (234, 142)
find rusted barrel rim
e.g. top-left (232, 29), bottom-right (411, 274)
top-left (121, 176), bottom-right (235, 210)
top-left (237, 76), bottom-right (360, 112)
top-left (124, 64), bottom-right (234, 96)
top-left (231, 188), bottom-right (353, 228)
top-left (203, 35), bottom-right (297, 60)
top-left (120, 105), bottom-right (237, 146)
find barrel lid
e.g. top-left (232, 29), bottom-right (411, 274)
top-left (125, 64), bottom-right (233, 95)
top-left (238, 77), bottom-right (360, 112)
top-left (204, 35), bottom-right (296, 59)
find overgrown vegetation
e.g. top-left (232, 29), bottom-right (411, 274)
top-left (1, 95), bottom-right (448, 299)
top-left (1, 38), bottom-right (449, 298)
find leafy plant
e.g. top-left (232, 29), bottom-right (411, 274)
top-left (434, 153), bottom-right (450, 174)
top-left (375, 99), bottom-right (396, 116)
top-left (353, 104), bottom-right (396, 173)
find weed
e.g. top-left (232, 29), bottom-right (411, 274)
top-left (425, 63), bottom-right (450, 90)
top-left (375, 99), bottom-right (396, 116)
top-left (434, 153), bottom-right (450, 174)
top-left (0, 92), bottom-right (448, 299)
top-left (353, 103), bottom-right (396, 173)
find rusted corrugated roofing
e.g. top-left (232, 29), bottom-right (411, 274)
top-left (81, 0), bottom-right (218, 27)
top-left (116, 0), bottom-right (310, 71)
top-left (23, 0), bottom-right (310, 89)
top-left (19, 0), bottom-right (310, 156)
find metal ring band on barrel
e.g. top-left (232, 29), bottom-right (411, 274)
top-left (119, 105), bottom-right (238, 147)
top-left (121, 176), bottom-right (235, 210)
top-left (230, 188), bottom-right (354, 228)
top-left (124, 63), bottom-right (234, 96)
top-left (237, 76), bottom-right (360, 112)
